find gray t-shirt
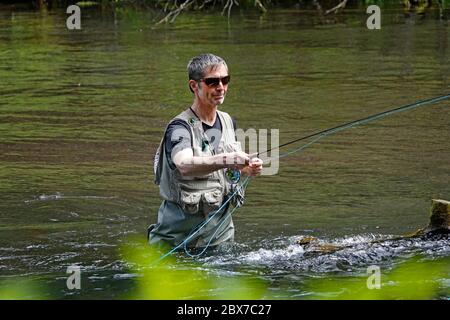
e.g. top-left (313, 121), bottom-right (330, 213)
top-left (164, 114), bottom-right (236, 169)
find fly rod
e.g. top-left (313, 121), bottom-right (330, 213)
top-left (258, 93), bottom-right (450, 158)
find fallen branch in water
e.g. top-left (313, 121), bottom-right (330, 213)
top-left (324, 0), bottom-right (348, 15)
top-left (155, 0), bottom-right (196, 25)
top-left (222, 0), bottom-right (238, 19)
top-left (154, 0), bottom-right (268, 25)
top-left (255, 0), bottom-right (267, 13)
top-left (198, 0), bottom-right (215, 10)
top-left (297, 199), bottom-right (450, 255)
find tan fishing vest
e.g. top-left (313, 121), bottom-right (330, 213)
top-left (154, 108), bottom-right (242, 216)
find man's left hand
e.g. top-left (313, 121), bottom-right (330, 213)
top-left (242, 157), bottom-right (263, 177)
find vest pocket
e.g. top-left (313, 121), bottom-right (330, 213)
top-left (180, 190), bottom-right (201, 214)
top-left (202, 189), bottom-right (224, 214)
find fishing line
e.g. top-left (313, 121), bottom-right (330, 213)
top-left (183, 177), bottom-right (252, 258)
top-left (258, 92), bottom-right (450, 159)
top-left (155, 92), bottom-right (450, 262)
top-left (154, 176), bottom-right (251, 264)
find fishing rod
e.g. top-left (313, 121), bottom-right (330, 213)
top-left (258, 93), bottom-right (450, 158)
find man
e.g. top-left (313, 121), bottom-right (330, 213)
top-left (149, 53), bottom-right (263, 250)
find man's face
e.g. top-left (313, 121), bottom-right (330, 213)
top-left (194, 64), bottom-right (229, 108)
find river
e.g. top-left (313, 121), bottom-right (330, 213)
top-left (0, 3), bottom-right (449, 298)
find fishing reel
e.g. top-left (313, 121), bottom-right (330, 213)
top-left (225, 168), bottom-right (241, 184)
top-left (225, 168), bottom-right (244, 208)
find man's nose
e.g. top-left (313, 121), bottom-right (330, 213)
top-left (216, 82), bottom-right (224, 90)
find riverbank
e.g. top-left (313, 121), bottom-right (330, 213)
top-left (2, 0), bottom-right (448, 19)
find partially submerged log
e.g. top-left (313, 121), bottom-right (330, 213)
top-left (297, 199), bottom-right (450, 253)
top-left (411, 199), bottom-right (450, 236)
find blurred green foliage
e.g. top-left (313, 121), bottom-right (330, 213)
top-left (120, 237), bottom-right (268, 299)
top-left (120, 238), bottom-right (449, 300)
top-left (0, 279), bottom-right (42, 300)
top-left (305, 256), bottom-right (450, 300)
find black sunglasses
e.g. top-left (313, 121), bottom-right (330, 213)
top-left (200, 75), bottom-right (231, 87)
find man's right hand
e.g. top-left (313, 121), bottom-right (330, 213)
top-left (223, 151), bottom-right (250, 170)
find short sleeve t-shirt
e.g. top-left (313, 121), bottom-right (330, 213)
top-left (164, 113), bottom-right (237, 170)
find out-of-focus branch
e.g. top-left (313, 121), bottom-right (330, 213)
top-left (312, 0), bottom-right (323, 14)
top-left (255, 0), bottom-right (267, 13)
top-left (155, 0), bottom-right (196, 25)
top-left (222, 0), bottom-right (238, 19)
top-left (325, 0), bottom-right (348, 15)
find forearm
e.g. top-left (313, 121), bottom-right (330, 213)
top-left (176, 154), bottom-right (228, 177)
top-left (173, 149), bottom-right (250, 177)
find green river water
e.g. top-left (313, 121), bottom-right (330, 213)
top-left (0, 4), bottom-right (449, 299)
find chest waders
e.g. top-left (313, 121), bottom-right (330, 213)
top-left (149, 109), bottom-right (244, 249)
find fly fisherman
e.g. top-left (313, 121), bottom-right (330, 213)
top-left (148, 53), bottom-right (264, 250)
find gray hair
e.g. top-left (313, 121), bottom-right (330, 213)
top-left (187, 53), bottom-right (228, 81)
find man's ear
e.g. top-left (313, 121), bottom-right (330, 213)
top-left (189, 80), bottom-right (197, 94)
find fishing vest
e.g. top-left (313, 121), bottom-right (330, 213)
top-left (154, 108), bottom-right (242, 216)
